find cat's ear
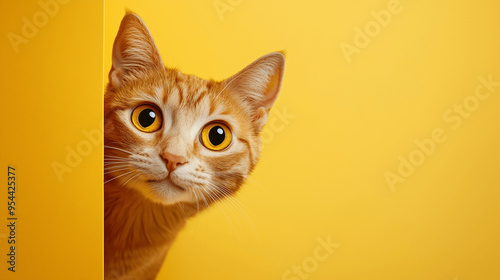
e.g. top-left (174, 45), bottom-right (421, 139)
top-left (223, 52), bottom-right (285, 131)
top-left (109, 13), bottom-right (164, 88)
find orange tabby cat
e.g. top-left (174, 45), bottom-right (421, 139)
top-left (104, 13), bottom-right (285, 280)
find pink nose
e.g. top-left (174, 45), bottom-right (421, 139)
top-left (160, 152), bottom-right (188, 173)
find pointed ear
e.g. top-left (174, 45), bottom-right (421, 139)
top-left (109, 13), bottom-right (164, 88)
top-left (223, 52), bottom-right (285, 130)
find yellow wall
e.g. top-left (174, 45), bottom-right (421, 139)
top-left (2, 0), bottom-right (499, 279)
top-left (105, 0), bottom-right (500, 279)
top-left (0, 1), bottom-right (103, 279)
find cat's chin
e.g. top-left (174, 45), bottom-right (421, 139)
top-left (132, 178), bottom-right (194, 205)
top-left (147, 178), bottom-right (186, 192)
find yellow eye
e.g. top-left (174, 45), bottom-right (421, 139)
top-left (200, 122), bottom-right (232, 151)
top-left (131, 104), bottom-right (162, 132)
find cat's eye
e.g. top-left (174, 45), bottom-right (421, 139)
top-left (200, 122), bottom-right (232, 151)
top-left (131, 104), bottom-right (162, 133)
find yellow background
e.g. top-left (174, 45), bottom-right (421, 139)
top-left (106, 0), bottom-right (500, 279)
top-left (0, 1), bottom-right (103, 279)
top-left (1, 0), bottom-right (499, 279)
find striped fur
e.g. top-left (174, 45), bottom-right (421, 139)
top-left (104, 13), bottom-right (284, 280)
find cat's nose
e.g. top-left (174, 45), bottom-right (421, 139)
top-left (160, 152), bottom-right (188, 173)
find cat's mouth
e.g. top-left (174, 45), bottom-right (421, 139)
top-left (146, 178), bottom-right (186, 192)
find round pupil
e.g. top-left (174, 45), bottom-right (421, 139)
top-left (138, 109), bottom-right (156, 127)
top-left (209, 126), bottom-right (225, 146)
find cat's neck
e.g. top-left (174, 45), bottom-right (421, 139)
top-left (104, 182), bottom-right (199, 249)
top-left (104, 181), bottom-right (202, 279)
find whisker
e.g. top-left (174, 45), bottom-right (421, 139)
top-left (104, 162), bottom-right (132, 166)
top-left (190, 187), bottom-right (201, 237)
top-left (104, 145), bottom-right (135, 155)
top-left (104, 167), bottom-right (131, 175)
top-left (104, 159), bottom-right (132, 163)
top-left (120, 172), bottom-right (141, 188)
top-left (210, 186), bottom-right (247, 215)
top-left (204, 188), bottom-right (244, 248)
top-left (196, 187), bottom-right (210, 209)
top-left (104, 164), bottom-right (132, 170)
top-left (104, 161), bottom-right (131, 166)
top-left (104, 155), bottom-right (129, 159)
top-left (205, 183), bottom-right (259, 239)
top-left (104, 170), bottom-right (136, 184)
top-left (246, 176), bottom-right (270, 193)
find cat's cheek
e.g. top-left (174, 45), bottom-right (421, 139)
top-left (151, 183), bottom-right (194, 205)
top-left (104, 116), bottom-right (117, 136)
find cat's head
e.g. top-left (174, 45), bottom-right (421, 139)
top-left (104, 13), bottom-right (285, 206)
